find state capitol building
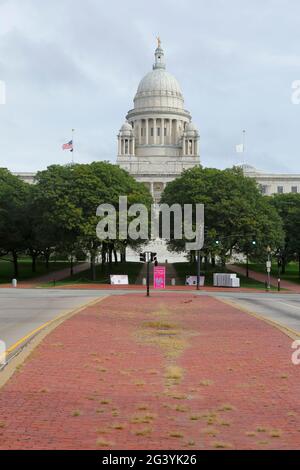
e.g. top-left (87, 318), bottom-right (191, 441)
top-left (15, 40), bottom-right (300, 197)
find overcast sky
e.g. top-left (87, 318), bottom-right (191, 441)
top-left (0, 0), bottom-right (300, 173)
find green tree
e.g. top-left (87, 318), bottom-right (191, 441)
top-left (0, 169), bottom-right (29, 277)
top-left (161, 166), bottom-right (284, 267)
top-left (34, 162), bottom-right (152, 280)
top-left (269, 193), bottom-right (300, 276)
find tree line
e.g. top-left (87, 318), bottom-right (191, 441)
top-left (0, 163), bottom-right (299, 280)
top-left (0, 162), bottom-right (152, 280)
top-left (161, 166), bottom-right (300, 275)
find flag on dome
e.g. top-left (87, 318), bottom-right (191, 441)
top-left (62, 140), bottom-right (73, 152)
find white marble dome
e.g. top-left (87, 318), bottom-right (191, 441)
top-left (186, 121), bottom-right (198, 135)
top-left (133, 46), bottom-right (184, 110)
top-left (119, 121), bottom-right (133, 136)
top-left (136, 69), bottom-right (182, 98)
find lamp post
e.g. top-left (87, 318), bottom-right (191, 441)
top-left (277, 249), bottom-right (282, 292)
top-left (196, 250), bottom-right (201, 290)
top-left (267, 246), bottom-right (271, 290)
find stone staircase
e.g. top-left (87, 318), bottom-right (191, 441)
top-left (126, 239), bottom-right (187, 264)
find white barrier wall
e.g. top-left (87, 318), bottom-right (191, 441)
top-left (213, 273), bottom-right (240, 288)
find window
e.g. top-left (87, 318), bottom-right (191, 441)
top-left (260, 185), bottom-right (268, 195)
top-left (141, 128), bottom-right (143, 137)
top-left (151, 128), bottom-right (154, 137)
top-left (292, 186), bottom-right (298, 193)
top-left (277, 186), bottom-right (284, 194)
top-left (157, 127), bottom-right (160, 137)
top-left (125, 140), bottom-right (129, 154)
top-left (164, 127), bottom-right (167, 137)
top-left (188, 140), bottom-right (193, 155)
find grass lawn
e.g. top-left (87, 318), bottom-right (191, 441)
top-left (42, 262), bottom-right (143, 286)
top-left (173, 262), bottom-right (277, 290)
top-left (0, 258), bottom-right (71, 284)
top-left (238, 261), bottom-right (300, 285)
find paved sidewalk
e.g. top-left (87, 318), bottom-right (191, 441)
top-left (228, 264), bottom-right (300, 293)
top-left (0, 294), bottom-right (299, 450)
top-left (0, 262), bottom-right (90, 289)
top-left (22, 262), bottom-right (90, 285)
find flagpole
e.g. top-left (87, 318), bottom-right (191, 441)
top-left (72, 128), bottom-right (75, 164)
top-left (242, 129), bottom-right (246, 164)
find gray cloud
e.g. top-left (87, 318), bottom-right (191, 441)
top-left (0, 0), bottom-right (299, 173)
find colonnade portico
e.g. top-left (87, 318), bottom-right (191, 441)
top-left (135, 118), bottom-right (185, 146)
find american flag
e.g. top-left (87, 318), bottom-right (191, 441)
top-left (62, 140), bottom-right (73, 152)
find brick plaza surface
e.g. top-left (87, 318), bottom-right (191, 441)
top-left (0, 294), bottom-right (299, 449)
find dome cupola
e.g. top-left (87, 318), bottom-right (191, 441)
top-left (119, 120), bottom-right (133, 136)
top-left (133, 39), bottom-right (185, 111)
top-left (153, 37), bottom-right (166, 70)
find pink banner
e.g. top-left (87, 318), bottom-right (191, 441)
top-left (153, 266), bottom-right (166, 289)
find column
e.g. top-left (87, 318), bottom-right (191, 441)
top-left (161, 118), bottom-right (165, 145)
top-left (145, 118), bottom-right (149, 145)
top-left (175, 120), bottom-right (179, 145)
top-left (182, 136), bottom-right (185, 156)
top-left (132, 137), bottom-right (135, 156)
top-left (150, 182), bottom-right (154, 198)
top-left (118, 137), bottom-right (121, 155)
top-left (153, 118), bottom-right (157, 145)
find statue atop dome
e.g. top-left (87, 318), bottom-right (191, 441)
top-left (156, 36), bottom-right (161, 48)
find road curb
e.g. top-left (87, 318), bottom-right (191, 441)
top-left (219, 297), bottom-right (300, 340)
top-left (0, 296), bottom-right (108, 390)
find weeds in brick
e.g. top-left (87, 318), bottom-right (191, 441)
top-left (269, 429), bottom-right (282, 438)
top-left (218, 404), bottom-right (235, 412)
top-left (97, 438), bottom-right (112, 448)
top-left (169, 431), bottom-right (184, 438)
top-left (257, 440), bottom-right (269, 446)
top-left (202, 427), bottom-right (219, 437)
top-left (190, 415), bottom-right (201, 421)
top-left (219, 420), bottom-right (231, 427)
top-left (131, 413), bottom-right (155, 424)
top-left (165, 365), bottom-right (183, 381)
top-left (136, 404), bottom-right (149, 411)
top-left (134, 380), bottom-right (145, 387)
top-left (168, 392), bottom-right (187, 400)
top-left (212, 441), bottom-right (232, 449)
top-left (111, 423), bottom-right (126, 430)
top-left (256, 427), bottom-right (267, 433)
top-left (199, 379), bottom-right (214, 387)
top-left (175, 404), bottom-right (189, 413)
top-left (133, 427), bottom-right (152, 436)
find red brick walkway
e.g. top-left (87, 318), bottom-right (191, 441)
top-left (0, 294), bottom-right (299, 450)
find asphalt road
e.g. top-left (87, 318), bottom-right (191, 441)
top-left (0, 288), bottom-right (300, 357)
top-left (0, 289), bottom-right (106, 352)
top-left (205, 291), bottom-right (300, 335)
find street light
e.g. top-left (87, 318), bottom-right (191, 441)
top-left (276, 248), bottom-right (282, 291)
top-left (267, 246), bottom-right (272, 285)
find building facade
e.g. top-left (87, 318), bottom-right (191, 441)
top-left (242, 165), bottom-right (300, 195)
top-left (116, 40), bottom-right (200, 202)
